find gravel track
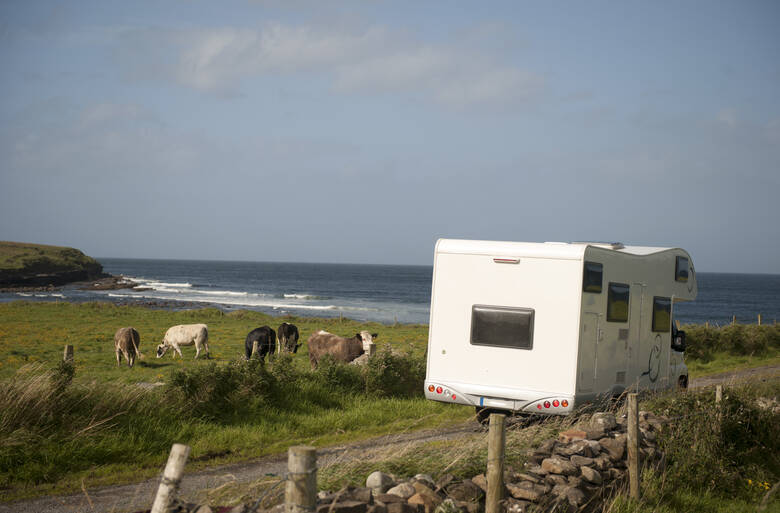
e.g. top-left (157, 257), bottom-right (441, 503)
top-left (2, 364), bottom-right (777, 513)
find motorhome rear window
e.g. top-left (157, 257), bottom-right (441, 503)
top-left (606, 282), bottom-right (630, 322)
top-left (582, 261), bottom-right (603, 293)
top-left (470, 305), bottom-right (534, 350)
top-left (675, 256), bottom-right (689, 282)
top-left (652, 296), bottom-right (671, 332)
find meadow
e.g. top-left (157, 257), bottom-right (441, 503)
top-left (0, 301), bottom-right (778, 503)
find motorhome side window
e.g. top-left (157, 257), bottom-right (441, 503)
top-left (470, 305), bottom-right (534, 350)
top-left (652, 296), bottom-right (671, 332)
top-left (675, 256), bottom-right (689, 282)
top-left (582, 261), bottom-right (603, 293)
top-left (606, 283), bottom-right (630, 322)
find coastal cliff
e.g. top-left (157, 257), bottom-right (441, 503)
top-left (0, 241), bottom-right (107, 288)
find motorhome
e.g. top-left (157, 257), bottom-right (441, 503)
top-left (424, 239), bottom-right (696, 418)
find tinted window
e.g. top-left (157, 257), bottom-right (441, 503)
top-left (582, 261), bottom-right (603, 293)
top-left (675, 256), bottom-right (689, 282)
top-left (652, 296), bottom-right (671, 332)
top-left (606, 282), bottom-right (630, 322)
top-left (470, 305), bottom-right (534, 350)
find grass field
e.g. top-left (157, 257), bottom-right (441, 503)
top-left (0, 301), bottom-right (777, 502)
top-left (0, 241), bottom-right (101, 275)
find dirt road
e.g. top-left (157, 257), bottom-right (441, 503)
top-left (2, 365), bottom-right (777, 513)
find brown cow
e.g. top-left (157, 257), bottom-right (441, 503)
top-left (114, 327), bottom-right (141, 367)
top-left (307, 330), bottom-right (378, 369)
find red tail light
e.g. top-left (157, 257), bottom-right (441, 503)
top-left (544, 401), bottom-right (551, 408)
top-left (553, 400), bottom-right (560, 407)
top-left (562, 400), bottom-right (569, 407)
top-left (428, 385), bottom-right (435, 392)
top-left (436, 386), bottom-right (443, 394)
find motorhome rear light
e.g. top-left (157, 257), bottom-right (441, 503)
top-left (537, 404), bottom-right (542, 409)
top-left (553, 400), bottom-right (560, 407)
top-left (544, 401), bottom-right (551, 408)
top-left (451, 394), bottom-right (456, 400)
top-left (436, 386), bottom-right (443, 394)
top-left (428, 385), bottom-right (435, 392)
top-left (562, 400), bottom-right (569, 407)
top-left (493, 258), bottom-right (520, 264)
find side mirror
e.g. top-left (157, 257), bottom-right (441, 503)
top-left (672, 330), bottom-right (686, 352)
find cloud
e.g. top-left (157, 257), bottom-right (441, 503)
top-left (116, 23), bottom-right (543, 107)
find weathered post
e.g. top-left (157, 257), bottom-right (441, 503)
top-left (485, 413), bottom-right (506, 513)
top-left (758, 314), bottom-right (762, 326)
top-left (285, 446), bottom-right (317, 513)
top-left (732, 315), bottom-right (737, 325)
top-left (151, 443), bottom-right (190, 513)
top-left (367, 342), bottom-right (376, 357)
top-left (63, 344), bottom-right (74, 362)
top-left (251, 340), bottom-right (260, 359)
top-left (715, 385), bottom-right (723, 404)
top-left (627, 393), bottom-right (640, 501)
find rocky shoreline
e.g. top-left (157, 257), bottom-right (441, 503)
top-left (0, 274), bottom-right (139, 293)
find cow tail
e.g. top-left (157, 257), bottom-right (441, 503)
top-left (132, 331), bottom-right (143, 360)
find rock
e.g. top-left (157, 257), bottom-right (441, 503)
top-left (525, 452), bottom-right (547, 465)
top-left (537, 439), bottom-right (557, 454)
top-left (368, 505), bottom-right (388, 513)
top-left (434, 499), bottom-right (462, 513)
top-left (226, 505), bottom-right (250, 513)
top-left (593, 455), bottom-right (611, 471)
top-left (367, 472), bottom-right (396, 494)
top-left (192, 506), bottom-right (213, 513)
top-left (544, 474), bottom-right (567, 486)
top-left (436, 474), bottom-right (458, 490)
top-left (550, 483), bottom-right (569, 497)
top-left (445, 480), bottom-right (483, 503)
top-left (580, 466), bottom-right (602, 485)
top-left (470, 474), bottom-right (487, 493)
top-left (414, 474), bottom-right (436, 489)
top-left (319, 491), bottom-right (334, 500)
top-left (566, 475), bottom-right (583, 488)
top-left (558, 429), bottom-right (586, 443)
top-left (555, 440), bottom-right (593, 457)
top-left (376, 493), bottom-right (406, 504)
top-left (387, 483), bottom-right (416, 499)
top-left (565, 487), bottom-right (587, 507)
top-left (506, 481), bottom-right (544, 502)
top-left (503, 498), bottom-right (533, 513)
top-left (512, 473), bottom-right (541, 484)
top-left (607, 468), bottom-right (625, 480)
top-left (316, 501), bottom-right (368, 513)
top-left (570, 455), bottom-right (594, 467)
top-left (343, 486), bottom-right (374, 504)
top-left (521, 464), bottom-right (547, 476)
top-left (412, 481), bottom-right (439, 498)
top-left (590, 412), bottom-right (617, 430)
top-left (585, 425), bottom-right (606, 440)
top-left (541, 457), bottom-right (578, 476)
top-left (598, 437), bottom-right (625, 461)
top-left (408, 492), bottom-right (442, 513)
top-left (387, 503), bottom-right (422, 513)
top-left (456, 501), bottom-right (480, 513)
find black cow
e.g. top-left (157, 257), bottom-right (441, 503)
top-left (278, 323), bottom-right (301, 353)
top-left (245, 326), bottom-right (276, 361)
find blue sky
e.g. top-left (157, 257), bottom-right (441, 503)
top-left (1, 1), bottom-right (778, 272)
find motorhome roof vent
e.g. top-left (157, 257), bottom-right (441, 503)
top-left (573, 241), bottom-right (625, 250)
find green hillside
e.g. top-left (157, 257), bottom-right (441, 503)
top-left (0, 241), bottom-right (105, 287)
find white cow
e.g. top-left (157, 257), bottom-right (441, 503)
top-left (156, 324), bottom-right (210, 359)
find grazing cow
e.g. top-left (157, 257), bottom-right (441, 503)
top-left (156, 324), bottom-right (209, 359)
top-left (307, 330), bottom-right (378, 368)
top-left (245, 326), bottom-right (276, 361)
top-left (114, 327), bottom-right (141, 367)
top-left (277, 323), bottom-right (301, 353)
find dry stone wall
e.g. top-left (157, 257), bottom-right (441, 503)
top-left (161, 410), bottom-right (669, 513)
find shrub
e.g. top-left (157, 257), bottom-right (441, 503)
top-left (684, 324), bottom-right (779, 361)
top-left (364, 348), bottom-right (426, 398)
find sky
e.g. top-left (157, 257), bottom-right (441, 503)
top-left (1, 1), bottom-right (779, 273)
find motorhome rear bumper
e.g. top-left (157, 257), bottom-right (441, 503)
top-left (424, 381), bottom-right (574, 415)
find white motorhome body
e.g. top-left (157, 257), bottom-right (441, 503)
top-left (424, 239), bottom-right (697, 416)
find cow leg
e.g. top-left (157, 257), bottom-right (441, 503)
top-left (194, 344), bottom-right (200, 359)
top-left (129, 352), bottom-right (135, 367)
top-left (174, 345), bottom-right (183, 358)
top-left (116, 349), bottom-right (121, 366)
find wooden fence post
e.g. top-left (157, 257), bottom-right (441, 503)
top-left (732, 315), bottom-right (737, 325)
top-left (627, 393), bottom-right (640, 501)
top-left (63, 345), bottom-right (74, 362)
top-left (151, 443), bottom-right (190, 513)
top-left (367, 343), bottom-right (376, 357)
top-left (758, 314), bottom-right (762, 326)
top-left (285, 446), bottom-right (317, 513)
top-left (485, 413), bottom-right (506, 513)
top-left (715, 385), bottom-right (723, 404)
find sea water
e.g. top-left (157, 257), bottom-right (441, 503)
top-left (2, 258), bottom-right (778, 326)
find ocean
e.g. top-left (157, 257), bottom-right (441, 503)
top-left (2, 258), bottom-right (778, 326)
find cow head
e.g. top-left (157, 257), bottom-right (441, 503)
top-left (156, 343), bottom-right (168, 358)
top-left (357, 331), bottom-right (378, 352)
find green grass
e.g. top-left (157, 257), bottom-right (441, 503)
top-left (687, 350), bottom-right (780, 377)
top-left (0, 241), bottom-right (101, 274)
top-left (0, 302), bottom-right (469, 501)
